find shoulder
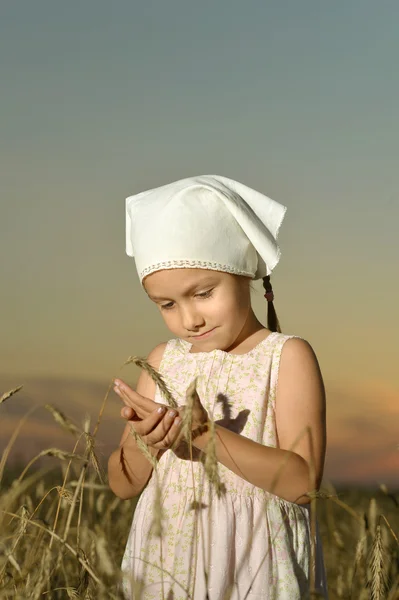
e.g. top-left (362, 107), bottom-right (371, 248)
top-left (278, 336), bottom-right (324, 386)
top-left (136, 341), bottom-right (169, 398)
top-left (276, 335), bottom-right (326, 416)
top-left (146, 341), bottom-right (169, 369)
top-left (279, 336), bottom-right (320, 366)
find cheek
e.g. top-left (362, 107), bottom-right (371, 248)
top-left (219, 296), bottom-right (239, 314)
top-left (159, 310), bottom-right (173, 323)
top-left (216, 302), bottom-right (230, 318)
top-left (160, 310), bottom-right (180, 332)
top-left (222, 299), bottom-right (248, 326)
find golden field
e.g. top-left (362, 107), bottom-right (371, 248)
top-left (0, 379), bottom-right (398, 600)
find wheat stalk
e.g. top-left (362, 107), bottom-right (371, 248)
top-left (368, 497), bottom-right (378, 535)
top-left (84, 432), bottom-right (105, 483)
top-left (39, 448), bottom-right (87, 461)
top-left (350, 514), bottom-right (367, 596)
top-left (94, 525), bottom-right (115, 577)
top-left (128, 425), bottom-right (158, 469)
top-left (0, 385), bottom-right (23, 404)
top-left (45, 403), bottom-right (81, 436)
top-left (203, 417), bottom-right (226, 498)
top-left (368, 520), bottom-right (387, 600)
top-left (56, 486), bottom-right (75, 505)
top-left (123, 355), bottom-right (178, 408)
top-left (31, 546), bottom-right (52, 600)
top-left (42, 588), bottom-right (80, 598)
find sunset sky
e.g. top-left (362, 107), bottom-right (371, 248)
top-left (1, 1), bottom-right (398, 487)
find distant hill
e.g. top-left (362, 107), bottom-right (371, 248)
top-left (0, 373), bottom-right (127, 468)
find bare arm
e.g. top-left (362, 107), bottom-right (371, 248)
top-left (192, 338), bottom-right (327, 505)
top-left (107, 342), bottom-right (167, 499)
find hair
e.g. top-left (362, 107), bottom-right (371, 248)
top-left (262, 275), bottom-right (281, 333)
top-left (249, 275), bottom-right (281, 333)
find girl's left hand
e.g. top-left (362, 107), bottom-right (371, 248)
top-left (113, 378), bottom-right (165, 420)
top-left (113, 378), bottom-right (210, 437)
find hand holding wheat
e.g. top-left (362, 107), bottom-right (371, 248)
top-left (114, 378), bottom-right (209, 450)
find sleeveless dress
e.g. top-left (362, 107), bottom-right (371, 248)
top-left (121, 332), bottom-right (329, 600)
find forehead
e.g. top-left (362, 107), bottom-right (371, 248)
top-left (144, 268), bottom-right (226, 299)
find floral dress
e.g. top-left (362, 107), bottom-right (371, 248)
top-left (121, 331), bottom-right (328, 599)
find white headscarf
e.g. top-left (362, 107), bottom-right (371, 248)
top-left (125, 175), bottom-right (287, 287)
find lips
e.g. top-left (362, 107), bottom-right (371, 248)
top-left (192, 327), bottom-right (216, 339)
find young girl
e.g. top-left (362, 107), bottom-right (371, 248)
top-left (108, 175), bottom-right (328, 599)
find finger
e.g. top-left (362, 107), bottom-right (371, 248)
top-left (114, 385), bottom-right (152, 418)
top-left (146, 412), bottom-right (183, 449)
top-left (114, 380), bottom-right (158, 413)
top-left (133, 405), bottom-right (170, 437)
top-left (163, 415), bottom-right (184, 450)
top-left (164, 416), bottom-right (184, 450)
top-left (141, 409), bottom-right (180, 446)
top-left (120, 406), bottom-right (135, 420)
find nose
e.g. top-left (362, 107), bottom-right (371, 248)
top-left (180, 304), bottom-right (205, 332)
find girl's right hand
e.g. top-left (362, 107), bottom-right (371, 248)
top-left (121, 405), bottom-right (183, 450)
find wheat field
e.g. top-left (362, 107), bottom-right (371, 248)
top-left (1, 366), bottom-right (398, 600)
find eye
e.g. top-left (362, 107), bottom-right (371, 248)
top-left (160, 289), bottom-right (214, 311)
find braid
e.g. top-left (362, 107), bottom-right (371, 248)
top-left (262, 275), bottom-right (282, 333)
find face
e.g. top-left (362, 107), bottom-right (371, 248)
top-left (143, 268), bottom-right (263, 352)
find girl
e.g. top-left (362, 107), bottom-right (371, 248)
top-left (108, 175), bottom-right (328, 599)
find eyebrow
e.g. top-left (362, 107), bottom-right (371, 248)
top-left (148, 277), bottom-right (218, 301)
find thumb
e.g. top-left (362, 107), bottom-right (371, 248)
top-left (121, 406), bottom-right (135, 420)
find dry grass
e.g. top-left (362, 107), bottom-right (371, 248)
top-left (0, 366), bottom-right (398, 599)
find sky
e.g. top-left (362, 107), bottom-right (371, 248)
top-left (1, 0), bottom-right (398, 487)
